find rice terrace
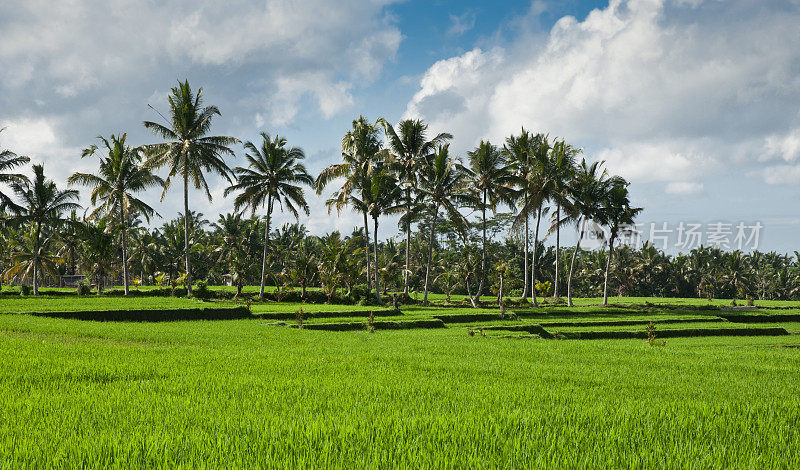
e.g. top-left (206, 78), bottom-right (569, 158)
top-left (2, 0), bottom-right (800, 468)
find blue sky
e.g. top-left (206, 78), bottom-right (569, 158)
top-left (1, 0), bottom-right (799, 253)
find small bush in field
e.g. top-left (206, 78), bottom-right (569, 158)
top-left (76, 280), bottom-right (92, 296)
top-left (646, 322), bottom-right (667, 347)
top-left (19, 285), bottom-right (32, 296)
top-left (192, 281), bottom-right (211, 300)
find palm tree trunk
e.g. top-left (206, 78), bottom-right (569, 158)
top-left (403, 188), bottom-right (411, 295)
top-left (603, 235), bottom-right (615, 306)
top-left (120, 209), bottom-right (129, 296)
top-left (183, 173), bottom-right (192, 296)
top-left (33, 222), bottom-right (40, 296)
top-left (498, 271), bottom-right (504, 304)
top-left (567, 218), bottom-right (585, 307)
top-left (423, 203), bottom-right (439, 306)
top-left (362, 210), bottom-right (372, 295)
top-left (259, 194), bottom-right (273, 298)
top-left (471, 190), bottom-right (487, 308)
top-left (372, 216), bottom-right (383, 305)
top-left (532, 205), bottom-right (542, 307)
top-left (554, 203), bottom-right (560, 298)
top-left (522, 192), bottom-right (529, 300)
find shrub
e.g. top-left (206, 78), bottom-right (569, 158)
top-left (746, 297), bottom-right (755, 307)
top-left (19, 285), bottom-right (32, 296)
top-left (76, 280), bottom-right (92, 296)
top-left (535, 281), bottom-right (553, 297)
top-left (192, 280), bottom-right (211, 300)
top-left (646, 322), bottom-right (667, 347)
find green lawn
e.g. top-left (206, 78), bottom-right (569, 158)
top-left (0, 303), bottom-right (799, 467)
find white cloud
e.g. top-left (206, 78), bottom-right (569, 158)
top-left (665, 181), bottom-right (703, 195)
top-left (0, 0), bottom-right (401, 124)
top-left (447, 11), bottom-right (476, 36)
top-left (0, 117), bottom-right (89, 195)
top-left (754, 165), bottom-right (800, 185)
top-left (761, 128), bottom-right (800, 163)
top-left (404, 0), bottom-right (800, 188)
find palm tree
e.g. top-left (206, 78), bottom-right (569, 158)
top-left (366, 165), bottom-right (402, 304)
top-left (418, 144), bottom-right (471, 305)
top-left (556, 158), bottom-right (609, 307)
top-left (129, 227), bottom-right (159, 285)
top-left (724, 251), bottom-right (754, 301)
top-left (318, 231), bottom-right (348, 302)
top-left (460, 140), bottom-right (515, 307)
top-left (56, 211), bottom-right (82, 280)
top-left (0, 128), bottom-right (30, 211)
top-left (596, 176), bottom-right (640, 305)
top-left (1, 129), bottom-right (31, 282)
top-left (77, 218), bottom-right (117, 294)
top-left (547, 139), bottom-right (579, 298)
top-left (6, 164), bottom-right (80, 294)
top-left (527, 135), bottom-right (552, 306)
top-left (504, 129), bottom-right (534, 300)
top-left (213, 213), bottom-right (249, 297)
top-left (143, 80), bottom-right (238, 296)
top-left (68, 133), bottom-right (164, 295)
top-left (289, 238), bottom-right (318, 298)
top-left (381, 118), bottom-right (452, 295)
top-left (3, 226), bottom-right (61, 289)
top-left (225, 132), bottom-right (312, 298)
top-left (316, 116), bottom-right (383, 297)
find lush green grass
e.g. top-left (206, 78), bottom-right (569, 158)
top-left (1, 295), bottom-right (799, 467)
top-left (0, 295), bottom-right (236, 313)
top-left (0, 310), bottom-right (798, 467)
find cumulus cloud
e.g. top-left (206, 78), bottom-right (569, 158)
top-left (404, 0), bottom-right (800, 190)
top-left (0, 0), bottom-right (401, 126)
top-left (0, 0), bottom-right (402, 229)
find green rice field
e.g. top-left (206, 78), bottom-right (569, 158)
top-left (0, 294), bottom-right (798, 468)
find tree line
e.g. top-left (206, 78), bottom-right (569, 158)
top-left (2, 80), bottom-right (793, 305)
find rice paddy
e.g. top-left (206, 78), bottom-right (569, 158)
top-left (0, 295), bottom-right (799, 468)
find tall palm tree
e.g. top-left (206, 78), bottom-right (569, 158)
top-left (418, 144), bottom-right (471, 305)
top-left (596, 176), bottom-right (640, 305)
top-left (380, 118), bottom-right (452, 295)
top-left (366, 165), bottom-right (402, 304)
top-left (143, 80), bottom-right (238, 296)
top-left (547, 140), bottom-right (579, 298)
top-left (7, 164), bottom-right (80, 294)
top-left (554, 158), bottom-right (609, 306)
top-left (225, 132), bottom-right (312, 298)
top-left (460, 140), bottom-right (515, 307)
top-left (68, 133), bottom-right (164, 295)
top-left (504, 129), bottom-right (534, 300)
top-left (316, 116), bottom-right (383, 298)
top-left (526, 134), bottom-right (551, 306)
top-left (0, 128), bottom-right (30, 211)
